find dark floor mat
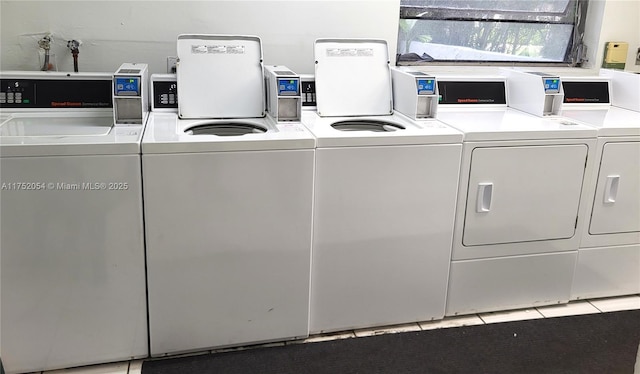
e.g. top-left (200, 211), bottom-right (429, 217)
top-left (143, 309), bottom-right (640, 374)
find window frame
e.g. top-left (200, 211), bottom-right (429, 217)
top-left (396, 0), bottom-right (589, 67)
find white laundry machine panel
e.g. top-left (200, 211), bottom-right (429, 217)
top-left (600, 69), bottom-right (640, 112)
top-left (143, 154), bottom-right (313, 355)
top-left (309, 134), bottom-right (462, 333)
top-left (570, 243), bottom-right (640, 300)
top-left (447, 252), bottom-right (578, 316)
top-left (176, 35), bottom-right (264, 119)
top-left (143, 57), bottom-right (315, 356)
top-left (303, 40), bottom-right (464, 334)
top-left (445, 112), bottom-right (596, 261)
top-left (0, 72), bottom-right (147, 374)
top-left (588, 141), bottom-right (640, 235)
top-left (573, 135), bottom-right (640, 299)
top-left (434, 77), bottom-right (597, 316)
top-left (560, 77), bottom-right (640, 300)
top-left (1, 152), bottom-right (147, 373)
top-left (463, 144), bottom-right (587, 247)
top-left (314, 39), bottom-right (392, 117)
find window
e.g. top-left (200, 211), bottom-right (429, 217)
top-left (397, 0), bottom-right (588, 66)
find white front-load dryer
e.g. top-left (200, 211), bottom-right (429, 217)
top-left (433, 77), bottom-right (598, 316)
top-left (560, 76), bottom-right (640, 300)
top-left (303, 39), bottom-right (463, 334)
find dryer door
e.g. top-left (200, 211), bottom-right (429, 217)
top-left (463, 144), bottom-right (588, 246)
top-left (589, 141), bottom-right (640, 235)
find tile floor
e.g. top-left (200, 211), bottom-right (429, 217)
top-left (25, 294), bottom-right (640, 374)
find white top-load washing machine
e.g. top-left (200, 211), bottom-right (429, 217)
top-left (558, 72), bottom-right (640, 300)
top-left (142, 35), bottom-right (316, 356)
top-left (302, 39), bottom-right (463, 334)
top-left (0, 68), bottom-right (148, 373)
top-left (435, 75), bottom-right (598, 316)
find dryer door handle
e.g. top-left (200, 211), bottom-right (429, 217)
top-left (476, 183), bottom-right (493, 213)
top-left (603, 175), bottom-right (620, 204)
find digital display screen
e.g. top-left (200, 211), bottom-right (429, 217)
top-left (417, 79), bottom-right (435, 95)
top-left (543, 78), bottom-right (560, 93)
top-left (115, 77), bottom-right (140, 96)
top-left (437, 81), bottom-right (507, 105)
top-left (278, 78), bottom-right (299, 96)
top-left (562, 82), bottom-right (610, 104)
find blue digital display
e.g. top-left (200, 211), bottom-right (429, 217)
top-left (417, 79), bottom-right (435, 95)
top-left (115, 77), bottom-right (140, 96)
top-left (278, 78), bottom-right (299, 96)
top-left (543, 78), bottom-right (560, 93)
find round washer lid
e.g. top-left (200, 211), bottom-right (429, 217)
top-left (142, 113), bottom-right (316, 154)
top-left (331, 119), bottom-right (404, 132)
top-left (185, 121), bottom-right (267, 136)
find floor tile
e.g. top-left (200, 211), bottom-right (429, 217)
top-left (253, 342), bottom-right (285, 349)
top-left (479, 308), bottom-right (544, 324)
top-left (419, 314), bottom-right (485, 330)
top-left (296, 332), bottom-right (356, 344)
top-left (127, 360), bottom-right (143, 374)
top-left (353, 323), bottom-right (421, 337)
top-left (210, 346), bottom-right (246, 354)
top-left (588, 295), bottom-right (640, 313)
top-left (36, 295), bottom-right (640, 373)
top-left (536, 300), bottom-right (601, 318)
top-left (210, 341), bottom-right (286, 353)
top-left (44, 361), bottom-right (129, 374)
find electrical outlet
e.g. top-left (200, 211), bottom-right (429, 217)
top-left (166, 56), bottom-right (177, 74)
top-left (636, 47), bottom-right (640, 65)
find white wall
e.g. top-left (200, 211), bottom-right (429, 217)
top-left (586, 0), bottom-right (640, 72)
top-left (0, 0), bottom-right (638, 75)
top-left (0, 0), bottom-right (400, 75)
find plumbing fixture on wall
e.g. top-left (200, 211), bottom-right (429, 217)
top-left (67, 39), bottom-right (81, 72)
top-left (37, 34), bottom-right (53, 71)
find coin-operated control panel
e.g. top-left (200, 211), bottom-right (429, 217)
top-left (150, 73), bottom-right (178, 112)
top-left (391, 68), bottom-right (438, 119)
top-left (113, 63), bottom-right (149, 125)
top-left (0, 74), bottom-right (112, 109)
top-left (502, 69), bottom-right (564, 117)
top-left (265, 65), bottom-right (301, 122)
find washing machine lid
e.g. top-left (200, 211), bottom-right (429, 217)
top-left (560, 107), bottom-right (640, 137)
top-left (314, 39), bottom-right (392, 117)
top-left (176, 34), bottom-right (265, 119)
top-left (301, 111), bottom-right (462, 147)
top-left (142, 113), bottom-right (315, 153)
top-left (436, 109), bottom-right (597, 141)
top-left (0, 112), bottom-right (143, 157)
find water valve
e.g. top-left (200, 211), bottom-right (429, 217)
top-left (38, 34), bottom-right (53, 71)
top-left (67, 39), bottom-right (82, 72)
